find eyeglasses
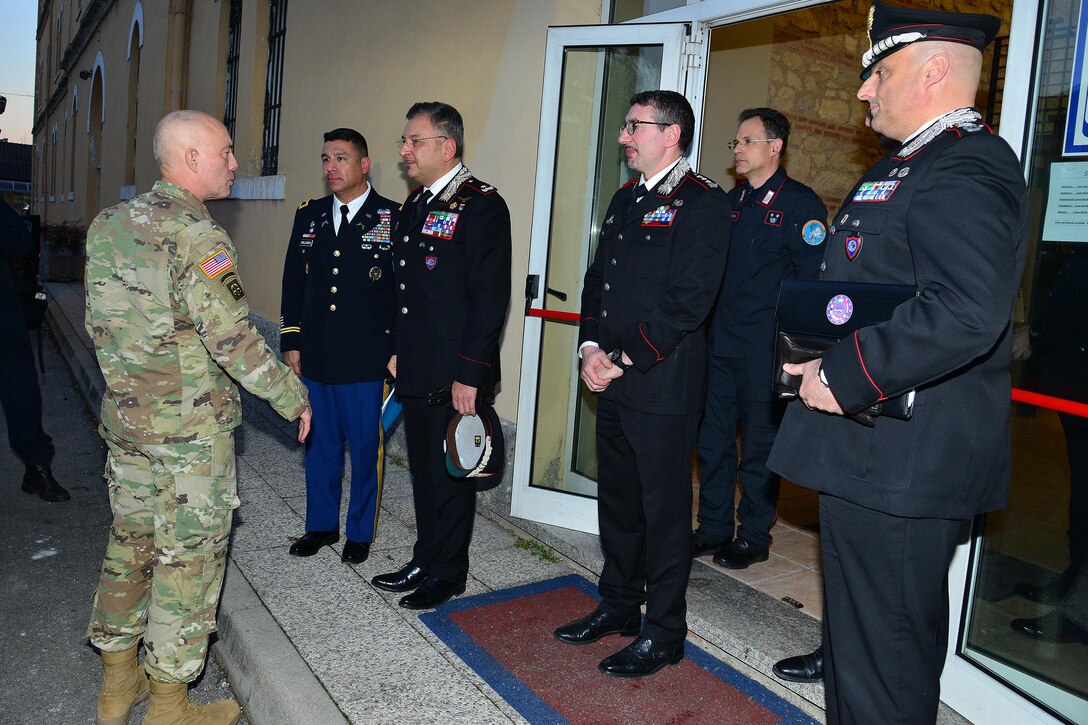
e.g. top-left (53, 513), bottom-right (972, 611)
top-left (397, 135), bottom-right (448, 149)
top-left (727, 137), bottom-right (776, 151)
top-left (619, 119), bottom-right (669, 136)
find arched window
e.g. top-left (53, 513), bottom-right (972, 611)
top-left (69, 89), bottom-right (79, 199)
top-left (261, 0), bottom-right (288, 176)
top-left (222, 0), bottom-right (242, 139)
top-left (125, 6), bottom-right (143, 187)
top-left (86, 54), bottom-right (105, 222)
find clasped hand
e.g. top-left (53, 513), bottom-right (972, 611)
top-left (580, 346), bottom-right (625, 392)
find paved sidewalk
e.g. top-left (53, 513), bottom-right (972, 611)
top-left (41, 281), bottom-right (836, 724)
top-left (0, 323), bottom-right (248, 724)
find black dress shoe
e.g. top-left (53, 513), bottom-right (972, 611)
top-left (341, 540), bottom-right (370, 564)
top-left (773, 647), bottom-right (824, 683)
top-left (288, 530), bottom-right (339, 557)
top-left (554, 608), bottom-right (641, 645)
top-left (398, 576), bottom-right (465, 610)
top-left (1011, 612), bottom-right (1088, 644)
top-left (713, 537), bottom-right (769, 569)
top-left (1014, 569), bottom-right (1074, 606)
top-left (598, 637), bottom-right (684, 678)
top-left (21, 465), bottom-right (70, 502)
top-left (372, 562), bottom-right (429, 592)
top-left (691, 529), bottom-right (726, 558)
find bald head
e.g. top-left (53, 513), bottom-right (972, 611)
top-left (921, 41), bottom-right (984, 102)
top-left (153, 110), bottom-right (239, 201)
top-left (857, 41), bottom-right (986, 142)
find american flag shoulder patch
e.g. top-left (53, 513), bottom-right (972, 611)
top-left (199, 250), bottom-right (235, 279)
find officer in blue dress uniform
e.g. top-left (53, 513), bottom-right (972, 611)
top-left (554, 91), bottom-right (730, 678)
top-left (693, 108), bottom-right (827, 569)
top-left (371, 102), bottom-right (511, 610)
top-left (767, 3), bottom-right (1028, 722)
top-left (280, 128), bottom-right (397, 564)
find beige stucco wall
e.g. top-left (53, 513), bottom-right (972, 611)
top-left (36, 0), bottom-right (601, 423)
top-left (207, 0), bottom-right (602, 421)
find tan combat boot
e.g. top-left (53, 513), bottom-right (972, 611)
top-left (97, 646), bottom-right (150, 725)
top-left (142, 679), bottom-right (241, 725)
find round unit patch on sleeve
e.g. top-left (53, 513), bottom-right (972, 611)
top-left (802, 219), bottom-right (827, 246)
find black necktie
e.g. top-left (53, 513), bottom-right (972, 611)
top-left (628, 182), bottom-right (647, 212)
top-left (411, 191), bottom-right (431, 227)
top-left (337, 204), bottom-right (350, 237)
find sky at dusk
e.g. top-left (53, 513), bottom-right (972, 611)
top-left (0, 2), bottom-right (39, 144)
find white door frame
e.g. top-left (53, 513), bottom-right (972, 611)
top-left (512, 23), bottom-right (693, 534)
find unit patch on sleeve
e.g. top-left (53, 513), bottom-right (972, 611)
top-left (642, 205), bottom-right (678, 227)
top-left (852, 180), bottom-right (899, 202)
top-left (802, 219), bottom-right (827, 246)
top-left (422, 210), bottom-right (459, 240)
top-left (199, 250), bottom-right (235, 279)
top-left (219, 271), bottom-right (246, 301)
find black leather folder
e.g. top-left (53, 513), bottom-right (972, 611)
top-left (774, 279), bottom-right (917, 426)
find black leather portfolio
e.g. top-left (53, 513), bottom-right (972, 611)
top-left (774, 279), bottom-right (917, 426)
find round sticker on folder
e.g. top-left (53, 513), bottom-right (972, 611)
top-left (826, 294), bottom-right (854, 325)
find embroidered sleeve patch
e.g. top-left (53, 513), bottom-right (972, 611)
top-left (422, 211), bottom-right (459, 239)
top-left (199, 250), bottom-right (235, 279)
top-left (802, 219), bottom-right (827, 245)
top-left (219, 271), bottom-right (246, 301)
top-left (852, 180), bottom-right (899, 202)
top-left (642, 205), bottom-right (678, 227)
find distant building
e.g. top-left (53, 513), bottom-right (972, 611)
top-left (0, 141), bottom-right (32, 211)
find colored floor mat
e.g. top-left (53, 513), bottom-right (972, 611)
top-left (420, 574), bottom-right (817, 724)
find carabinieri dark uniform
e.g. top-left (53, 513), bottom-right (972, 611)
top-left (580, 158), bottom-right (729, 648)
top-left (393, 166), bottom-right (512, 585)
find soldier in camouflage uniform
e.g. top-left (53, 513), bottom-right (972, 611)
top-left (84, 110), bottom-right (311, 725)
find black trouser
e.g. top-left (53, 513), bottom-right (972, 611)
top-left (402, 397), bottom-right (475, 584)
top-left (695, 355), bottom-right (782, 546)
top-left (1060, 411), bottom-right (1088, 577)
top-left (596, 397), bottom-right (697, 644)
top-left (820, 494), bottom-right (964, 725)
top-left (0, 322), bottom-right (53, 467)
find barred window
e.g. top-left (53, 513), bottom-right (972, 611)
top-left (223, 0), bottom-right (243, 139)
top-left (261, 0), bottom-right (288, 176)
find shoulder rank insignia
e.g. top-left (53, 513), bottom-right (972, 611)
top-left (297, 199), bottom-right (310, 210)
top-left (693, 173), bottom-right (719, 189)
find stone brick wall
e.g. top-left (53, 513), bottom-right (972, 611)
top-left (763, 0), bottom-right (1011, 218)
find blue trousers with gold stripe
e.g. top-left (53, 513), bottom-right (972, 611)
top-left (302, 378), bottom-right (384, 543)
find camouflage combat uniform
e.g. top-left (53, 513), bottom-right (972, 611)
top-left (85, 180), bottom-right (308, 684)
